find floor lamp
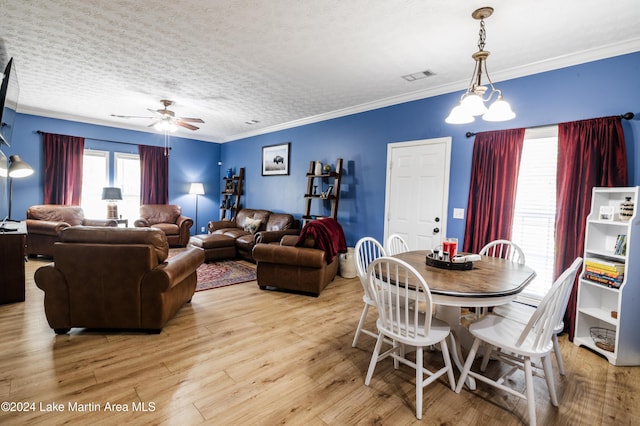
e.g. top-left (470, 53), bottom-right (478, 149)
top-left (189, 182), bottom-right (205, 232)
top-left (8, 155), bottom-right (34, 221)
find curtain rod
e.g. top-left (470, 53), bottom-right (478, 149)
top-left (35, 130), bottom-right (171, 149)
top-left (465, 112), bottom-right (635, 138)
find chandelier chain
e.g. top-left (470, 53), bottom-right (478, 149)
top-left (477, 18), bottom-right (486, 51)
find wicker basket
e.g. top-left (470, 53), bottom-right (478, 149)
top-left (590, 327), bottom-right (615, 352)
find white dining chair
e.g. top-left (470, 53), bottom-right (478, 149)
top-left (472, 239), bottom-right (527, 319)
top-left (479, 239), bottom-right (526, 264)
top-left (455, 257), bottom-right (582, 426)
top-left (352, 237), bottom-right (387, 347)
top-left (481, 239), bottom-right (568, 375)
top-left (385, 233), bottom-right (410, 255)
top-left (364, 257), bottom-right (456, 420)
top-left (485, 301), bottom-right (569, 375)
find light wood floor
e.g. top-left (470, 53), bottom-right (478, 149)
top-left (0, 257), bottom-right (638, 425)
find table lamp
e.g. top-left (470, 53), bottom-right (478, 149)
top-left (101, 187), bottom-right (123, 219)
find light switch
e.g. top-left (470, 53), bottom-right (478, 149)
top-left (453, 208), bottom-right (465, 219)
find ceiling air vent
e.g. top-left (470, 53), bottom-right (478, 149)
top-left (402, 70), bottom-right (436, 82)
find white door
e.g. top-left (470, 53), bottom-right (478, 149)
top-left (384, 138), bottom-right (451, 251)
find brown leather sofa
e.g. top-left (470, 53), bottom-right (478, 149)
top-left (34, 226), bottom-right (205, 334)
top-left (134, 204), bottom-right (193, 247)
top-left (252, 216), bottom-right (348, 297)
top-left (26, 205), bottom-right (118, 257)
top-left (207, 208), bottom-right (299, 261)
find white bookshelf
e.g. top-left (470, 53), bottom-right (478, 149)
top-left (574, 186), bottom-right (640, 365)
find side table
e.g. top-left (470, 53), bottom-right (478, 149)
top-left (0, 221), bottom-right (26, 304)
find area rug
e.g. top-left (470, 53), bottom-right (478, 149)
top-left (195, 260), bottom-right (257, 291)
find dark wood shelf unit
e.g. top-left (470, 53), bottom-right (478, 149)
top-left (220, 167), bottom-right (244, 220)
top-left (302, 158), bottom-right (343, 225)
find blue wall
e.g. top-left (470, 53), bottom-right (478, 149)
top-left (222, 52), bottom-right (640, 246)
top-left (4, 115), bottom-right (221, 232)
top-left (4, 52), bottom-right (639, 246)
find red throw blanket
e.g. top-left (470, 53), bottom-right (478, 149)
top-left (296, 218), bottom-right (347, 263)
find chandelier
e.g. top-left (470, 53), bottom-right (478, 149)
top-left (445, 7), bottom-right (515, 124)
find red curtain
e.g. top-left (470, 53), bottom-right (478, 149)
top-left (556, 116), bottom-right (628, 340)
top-left (138, 145), bottom-right (169, 204)
top-left (463, 128), bottom-right (525, 254)
top-left (42, 132), bottom-right (85, 205)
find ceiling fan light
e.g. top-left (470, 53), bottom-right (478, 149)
top-left (445, 104), bottom-right (475, 124)
top-left (154, 120), bottom-right (177, 133)
top-left (460, 93), bottom-right (488, 116)
top-left (483, 96), bottom-right (516, 122)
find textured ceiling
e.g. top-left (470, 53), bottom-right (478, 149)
top-left (1, 0), bottom-right (640, 143)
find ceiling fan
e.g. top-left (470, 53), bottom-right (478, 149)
top-left (111, 99), bottom-right (204, 131)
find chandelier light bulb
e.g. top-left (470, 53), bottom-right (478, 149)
top-left (460, 93), bottom-right (488, 116)
top-left (445, 104), bottom-right (474, 124)
top-left (483, 95), bottom-right (516, 122)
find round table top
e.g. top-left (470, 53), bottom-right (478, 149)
top-left (393, 250), bottom-right (537, 301)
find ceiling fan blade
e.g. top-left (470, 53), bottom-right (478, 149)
top-left (147, 108), bottom-right (164, 116)
top-left (177, 117), bottom-right (205, 123)
top-left (176, 120), bottom-right (199, 131)
top-left (148, 120), bottom-right (161, 128)
top-left (111, 114), bottom-right (154, 119)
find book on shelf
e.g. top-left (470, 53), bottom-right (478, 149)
top-left (584, 257), bottom-right (625, 273)
top-left (614, 234), bottom-right (627, 256)
top-left (583, 271), bottom-right (624, 288)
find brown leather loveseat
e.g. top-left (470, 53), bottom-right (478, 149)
top-left (26, 205), bottom-right (118, 257)
top-left (34, 226), bottom-right (205, 334)
top-left (134, 204), bottom-right (193, 247)
top-left (207, 208), bottom-right (299, 261)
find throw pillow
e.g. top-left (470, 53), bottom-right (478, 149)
top-left (243, 217), bottom-right (262, 234)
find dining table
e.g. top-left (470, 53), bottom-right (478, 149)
top-left (391, 250), bottom-right (537, 389)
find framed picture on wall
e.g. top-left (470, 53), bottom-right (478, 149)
top-left (262, 142), bottom-right (290, 176)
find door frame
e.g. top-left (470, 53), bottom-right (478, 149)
top-left (383, 137), bottom-right (452, 247)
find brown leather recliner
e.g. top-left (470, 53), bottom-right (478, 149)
top-left (26, 205), bottom-right (118, 257)
top-left (208, 208), bottom-right (299, 261)
top-left (134, 204), bottom-right (193, 247)
top-left (34, 226), bottom-right (205, 334)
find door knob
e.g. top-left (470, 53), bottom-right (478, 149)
top-left (433, 227), bottom-right (440, 234)
top-left (435, 217), bottom-right (440, 222)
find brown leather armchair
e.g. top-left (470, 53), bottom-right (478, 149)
top-left (208, 208), bottom-right (299, 261)
top-left (134, 204), bottom-right (193, 247)
top-left (252, 235), bottom-right (340, 297)
top-left (26, 205), bottom-right (118, 257)
top-left (34, 226), bottom-right (205, 334)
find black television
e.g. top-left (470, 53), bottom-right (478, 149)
top-left (0, 58), bottom-right (19, 147)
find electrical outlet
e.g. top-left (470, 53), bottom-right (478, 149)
top-left (453, 208), bottom-right (465, 219)
top-left (201, 226), bottom-right (205, 232)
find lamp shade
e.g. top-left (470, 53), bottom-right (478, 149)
top-left (101, 187), bottom-right (123, 200)
top-left (482, 96), bottom-right (516, 122)
top-left (189, 182), bottom-right (205, 195)
top-left (8, 155), bottom-right (34, 178)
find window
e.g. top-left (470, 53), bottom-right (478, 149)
top-left (114, 152), bottom-right (141, 221)
top-left (511, 126), bottom-right (558, 303)
top-left (81, 150), bottom-right (109, 219)
top-left (81, 150), bottom-right (140, 222)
